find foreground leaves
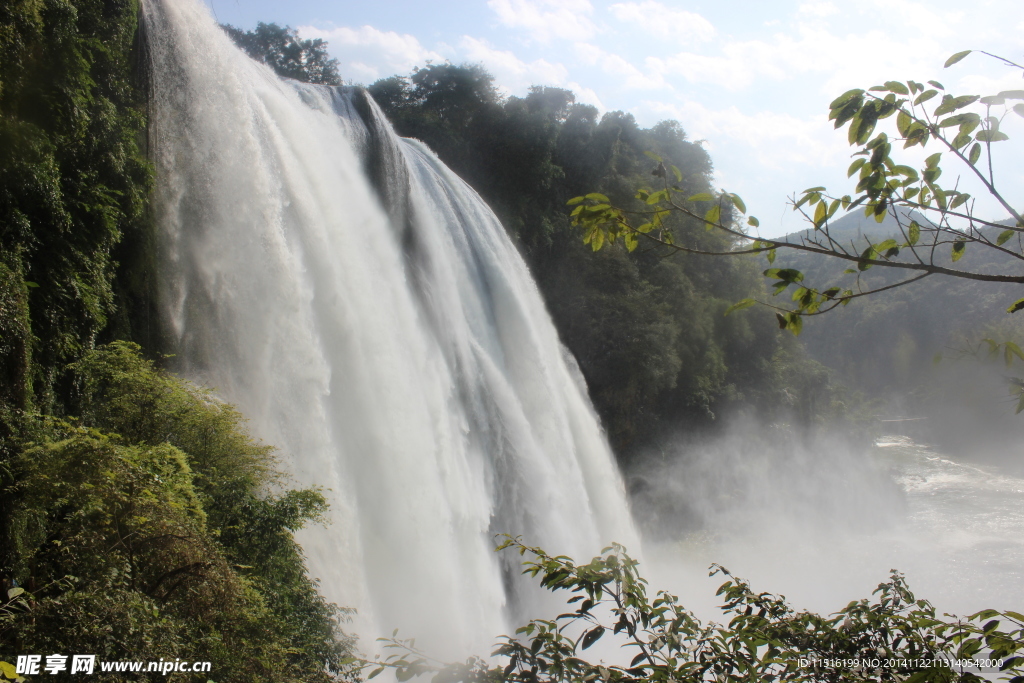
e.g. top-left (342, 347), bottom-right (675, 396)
top-left (353, 536), bottom-right (1024, 683)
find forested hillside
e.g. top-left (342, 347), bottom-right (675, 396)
top-left (779, 210), bottom-right (1020, 396)
top-left (772, 209), bottom-right (1024, 455)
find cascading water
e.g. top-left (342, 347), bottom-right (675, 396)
top-left (142, 0), bottom-right (637, 657)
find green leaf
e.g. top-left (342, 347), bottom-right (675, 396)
top-left (884, 80), bottom-right (909, 95)
top-left (977, 129), bottom-right (1010, 142)
top-left (968, 142), bottom-right (982, 165)
top-left (566, 196), bottom-right (585, 206)
top-left (939, 113), bottom-right (980, 128)
top-left (7, 587), bottom-right (24, 599)
top-left (0, 662), bottom-right (23, 683)
top-left (645, 189), bottom-right (668, 205)
top-left (997, 229), bottom-right (1015, 246)
top-left (729, 193), bottom-right (747, 213)
top-left (581, 626), bottom-right (605, 650)
top-left (801, 186), bottom-right (827, 194)
top-left (1014, 103), bottom-right (1024, 118)
top-left (764, 268), bottom-right (803, 282)
top-left (1000, 90), bottom-right (1024, 100)
top-left (944, 50), bottom-right (972, 68)
top-left (950, 192), bottom-right (970, 209)
top-left (724, 298), bottom-right (757, 316)
top-left (766, 248), bottom-right (776, 264)
top-left (896, 110), bottom-right (912, 136)
top-left (914, 89), bottom-right (938, 105)
top-left (892, 164), bottom-right (918, 179)
top-left (829, 89), bottom-right (864, 109)
top-left (704, 204), bottom-right (722, 230)
top-left (928, 80), bottom-right (945, 90)
top-left (23, 281), bottom-right (39, 288)
top-left (934, 94), bottom-right (979, 116)
top-left (813, 200), bottom-right (827, 226)
top-left (671, 165), bottom-right (683, 183)
top-left (747, 216), bottom-right (759, 228)
top-left (584, 193), bottom-right (609, 202)
top-left (908, 221), bottom-right (920, 246)
top-left (687, 192), bottom-right (715, 202)
top-left (951, 240), bottom-right (965, 262)
top-left (643, 151), bottom-right (662, 162)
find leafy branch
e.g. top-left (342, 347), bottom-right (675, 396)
top-left (345, 536), bottom-right (1024, 683)
top-left (567, 50), bottom-right (1024, 336)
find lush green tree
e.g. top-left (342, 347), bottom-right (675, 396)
top-left (222, 22), bottom-right (341, 85)
top-left (0, 0), bottom-right (151, 415)
top-left (1, 343), bottom-right (354, 682)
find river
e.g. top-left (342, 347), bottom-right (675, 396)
top-left (645, 433), bottom-right (1024, 621)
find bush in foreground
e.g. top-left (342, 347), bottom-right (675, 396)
top-left (367, 537), bottom-right (1024, 683)
top-left (1, 342), bottom-right (353, 682)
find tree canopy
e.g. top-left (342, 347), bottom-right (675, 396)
top-left (222, 22), bottom-right (342, 85)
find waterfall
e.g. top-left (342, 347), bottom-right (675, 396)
top-left (142, 0), bottom-right (638, 657)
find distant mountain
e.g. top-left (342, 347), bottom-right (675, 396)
top-left (783, 206), bottom-right (926, 248)
top-left (767, 208), bottom-right (1024, 451)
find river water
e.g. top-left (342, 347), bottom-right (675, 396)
top-left (645, 434), bottom-right (1024, 621)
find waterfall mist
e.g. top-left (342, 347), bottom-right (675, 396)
top-left (631, 419), bottom-right (1024, 619)
top-left (142, 0), bottom-right (637, 657)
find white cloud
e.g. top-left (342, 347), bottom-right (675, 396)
top-left (575, 43), bottom-right (667, 89)
top-left (487, 0), bottom-right (596, 43)
top-left (566, 81), bottom-right (605, 110)
top-left (646, 100), bottom-right (847, 171)
top-left (646, 24), bottom-right (948, 93)
top-left (797, 1), bottom-right (839, 18)
top-left (607, 1), bottom-right (716, 44)
top-left (866, 0), bottom-right (962, 39)
top-left (459, 36), bottom-right (570, 94)
top-left (298, 25), bottom-right (445, 83)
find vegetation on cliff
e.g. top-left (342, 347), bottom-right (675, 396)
top-left (1, 4), bottom-right (352, 679)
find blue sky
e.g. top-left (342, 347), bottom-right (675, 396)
top-left (206, 0), bottom-right (1023, 237)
